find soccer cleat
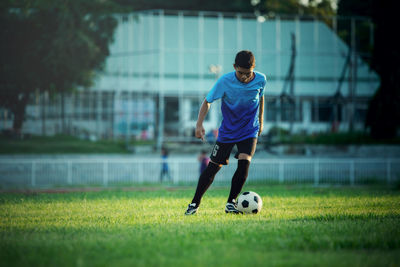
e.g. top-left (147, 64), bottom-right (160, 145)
top-left (185, 203), bottom-right (199, 215)
top-left (225, 200), bottom-right (243, 214)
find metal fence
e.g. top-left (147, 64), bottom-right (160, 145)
top-left (0, 158), bottom-right (399, 188)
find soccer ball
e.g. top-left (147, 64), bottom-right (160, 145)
top-left (237, 191), bottom-right (262, 214)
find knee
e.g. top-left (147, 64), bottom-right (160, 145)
top-left (209, 160), bottom-right (223, 168)
top-left (201, 161), bottom-right (222, 179)
top-left (238, 153), bottom-right (252, 161)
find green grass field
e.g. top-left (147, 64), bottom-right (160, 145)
top-left (1, 185), bottom-right (400, 267)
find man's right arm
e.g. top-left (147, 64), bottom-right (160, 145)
top-left (195, 99), bottom-right (211, 141)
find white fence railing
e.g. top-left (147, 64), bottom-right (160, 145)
top-left (0, 158), bottom-right (399, 188)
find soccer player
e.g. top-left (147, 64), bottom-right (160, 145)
top-left (185, 50), bottom-right (266, 215)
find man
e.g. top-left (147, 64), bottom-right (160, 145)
top-left (185, 50), bottom-right (266, 215)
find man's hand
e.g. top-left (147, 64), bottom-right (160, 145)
top-left (195, 124), bottom-right (206, 141)
top-left (195, 99), bottom-right (210, 142)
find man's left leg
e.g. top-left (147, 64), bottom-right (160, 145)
top-left (227, 154), bottom-right (251, 204)
top-left (225, 138), bottom-right (257, 214)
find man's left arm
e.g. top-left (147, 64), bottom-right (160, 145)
top-left (258, 96), bottom-right (264, 136)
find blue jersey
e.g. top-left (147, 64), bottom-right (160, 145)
top-left (206, 71), bottom-right (266, 143)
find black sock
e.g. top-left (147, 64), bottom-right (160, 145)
top-left (191, 162), bottom-right (221, 207)
top-left (227, 160), bottom-right (250, 203)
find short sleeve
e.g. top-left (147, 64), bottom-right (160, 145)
top-left (206, 78), bottom-right (225, 103)
top-left (259, 76), bottom-right (266, 97)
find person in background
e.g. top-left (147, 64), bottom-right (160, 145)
top-left (198, 149), bottom-right (210, 175)
top-left (160, 147), bottom-right (171, 182)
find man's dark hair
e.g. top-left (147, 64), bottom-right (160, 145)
top-left (234, 50), bottom-right (255, 69)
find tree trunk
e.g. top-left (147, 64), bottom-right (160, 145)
top-left (41, 92), bottom-right (46, 136)
top-left (61, 91), bottom-right (65, 134)
top-left (12, 94), bottom-right (29, 135)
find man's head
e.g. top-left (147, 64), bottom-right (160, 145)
top-left (233, 50), bottom-right (255, 83)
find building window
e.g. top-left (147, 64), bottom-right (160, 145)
top-left (355, 103), bottom-right (368, 123)
top-left (266, 98), bottom-right (302, 122)
top-left (281, 101), bottom-right (302, 122)
top-left (312, 100), bottom-right (342, 122)
top-left (73, 93), bottom-right (80, 119)
top-left (312, 101), bottom-right (330, 122)
top-left (102, 92), bottom-right (112, 120)
top-left (266, 98), bottom-right (277, 122)
top-left (190, 98), bottom-right (209, 121)
top-left (90, 92), bottom-right (97, 120)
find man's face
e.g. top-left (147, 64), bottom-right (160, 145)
top-left (234, 65), bottom-right (254, 83)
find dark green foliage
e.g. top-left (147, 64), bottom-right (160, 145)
top-left (338, 0), bottom-right (400, 139)
top-left (0, 0), bottom-right (120, 133)
top-left (113, 0), bottom-right (254, 13)
top-left (265, 127), bottom-right (400, 145)
top-left (365, 0), bottom-right (400, 139)
top-left (114, 0), bottom-right (335, 17)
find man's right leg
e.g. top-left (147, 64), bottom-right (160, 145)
top-left (185, 162), bottom-right (221, 215)
top-left (185, 141), bottom-right (233, 215)
top-left (191, 161), bottom-right (221, 205)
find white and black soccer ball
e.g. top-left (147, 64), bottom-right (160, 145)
top-left (237, 191), bottom-right (262, 214)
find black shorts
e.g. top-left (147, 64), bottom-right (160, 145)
top-left (210, 138), bottom-right (257, 165)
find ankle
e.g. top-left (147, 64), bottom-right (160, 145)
top-left (190, 202), bottom-right (199, 208)
top-left (227, 199), bottom-right (236, 204)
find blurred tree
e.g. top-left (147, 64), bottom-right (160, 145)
top-left (365, 0), bottom-right (400, 139)
top-left (337, 0), bottom-right (373, 64)
top-left (113, 0), bottom-right (254, 13)
top-left (0, 0), bottom-right (120, 135)
top-left (306, 0), bottom-right (336, 17)
top-left (113, 0), bottom-right (335, 17)
top-left (340, 0), bottom-right (400, 138)
top-left (252, 0), bottom-right (335, 19)
top-left (337, 0), bottom-right (372, 17)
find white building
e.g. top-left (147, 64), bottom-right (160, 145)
top-left (2, 10), bottom-right (379, 144)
